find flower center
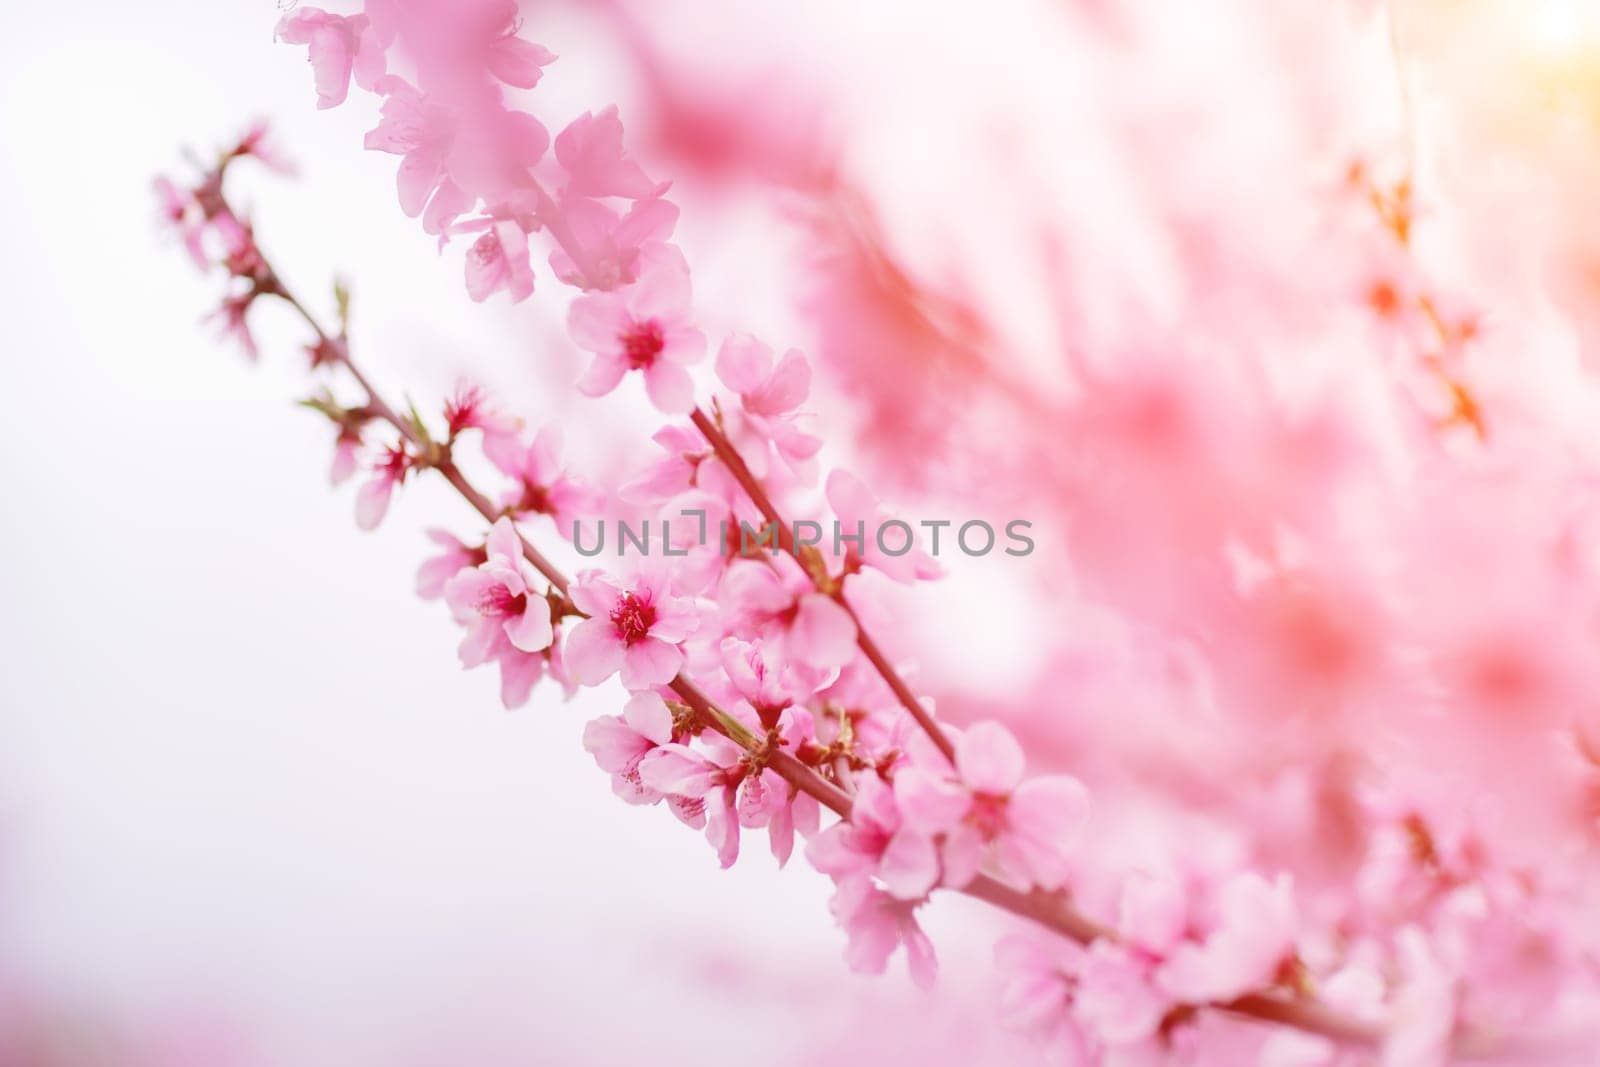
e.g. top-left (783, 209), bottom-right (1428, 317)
top-left (479, 585), bottom-right (526, 619)
top-left (968, 792), bottom-right (1010, 839)
top-left (621, 320), bottom-right (665, 368)
top-left (610, 591), bottom-right (658, 645)
top-left (517, 479), bottom-right (554, 515)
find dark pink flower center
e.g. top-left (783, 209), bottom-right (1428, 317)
top-left (610, 591), bottom-right (657, 645)
top-left (479, 584), bottom-right (527, 619)
top-left (621, 320), bottom-right (665, 368)
top-left (967, 792), bottom-right (1010, 839)
top-left (515, 478), bottom-right (555, 515)
top-left (470, 231), bottom-right (502, 267)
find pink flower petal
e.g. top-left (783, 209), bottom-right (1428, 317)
top-left (505, 601), bottom-right (553, 653)
top-left (563, 617), bottom-right (626, 685)
top-left (955, 721), bottom-right (1027, 796)
top-left (620, 637), bottom-right (684, 689)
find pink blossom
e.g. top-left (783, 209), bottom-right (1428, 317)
top-left (482, 425), bottom-right (598, 540)
top-left (458, 216), bottom-right (535, 303)
top-left (806, 774), bottom-right (941, 900)
top-left (1075, 941), bottom-right (1168, 1047)
top-left (568, 244), bottom-right (705, 412)
top-left (564, 567), bottom-right (699, 689)
top-left (416, 529), bottom-right (485, 600)
top-left (482, 31), bottom-right (554, 91)
top-left (548, 195), bottom-right (679, 292)
top-left (441, 382), bottom-right (515, 441)
top-left (619, 424), bottom-right (718, 504)
top-left (714, 334), bottom-right (822, 480)
top-left (231, 120), bottom-right (296, 175)
top-left (275, 7), bottom-right (387, 110)
top-left (741, 766), bottom-right (819, 867)
top-left (893, 721), bottom-right (1089, 892)
top-left (826, 469), bottom-right (941, 584)
top-left (583, 691), bottom-right (675, 804)
top-left (363, 77), bottom-right (448, 216)
top-left (443, 518), bottom-right (554, 666)
top-left (639, 739), bottom-right (744, 867)
top-left (1156, 873), bottom-right (1298, 1003)
top-left (212, 214), bottom-right (268, 283)
top-left (828, 876), bottom-right (938, 989)
top-left (719, 556), bottom-right (858, 672)
top-left (397, 0), bottom-right (553, 93)
top-left (646, 486), bottom-right (759, 595)
top-left (994, 934), bottom-right (1090, 1053)
top-left (205, 292), bottom-right (258, 360)
top-left (724, 701), bottom-right (820, 866)
top-left (153, 176), bottom-right (208, 270)
top-left (718, 638), bottom-right (800, 729)
top-left (555, 107), bottom-right (663, 201)
top-left (354, 443), bottom-right (411, 531)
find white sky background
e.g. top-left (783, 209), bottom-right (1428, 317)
top-left (0, 2), bottom-right (1052, 1064)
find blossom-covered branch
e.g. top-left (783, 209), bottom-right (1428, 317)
top-left (148, 2), bottom-right (1600, 1063)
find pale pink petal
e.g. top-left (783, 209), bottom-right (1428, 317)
top-left (354, 476), bottom-right (394, 531)
top-left (643, 359), bottom-right (696, 415)
top-left (938, 824), bottom-right (986, 889)
top-left (487, 36), bottom-right (555, 89)
top-left (567, 292), bottom-right (628, 352)
top-left (1156, 873), bottom-right (1297, 1003)
top-left (457, 617), bottom-right (499, 668)
top-left (751, 347), bottom-right (811, 415)
top-left (955, 721), bottom-right (1027, 795)
top-left (628, 244), bottom-right (692, 322)
top-left (582, 714), bottom-right (652, 775)
top-left (568, 572), bottom-right (623, 618)
top-left (505, 600), bottom-right (554, 653)
top-left (422, 179), bottom-right (471, 237)
top-left (443, 568), bottom-right (497, 623)
top-left (555, 106), bottom-right (660, 199)
top-left (805, 824), bottom-right (871, 878)
top-left (892, 767), bottom-right (970, 833)
top-left (705, 789), bottom-right (741, 869)
top-left (902, 917), bottom-right (939, 990)
top-left (623, 691), bottom-right (674, 745)
top-left (396, 146), bottom-right (445, 218)
top-left (639, 744), bottom-right (719, 796)
top-left (715, 333), bottom-right (774, 394)
top-left (1000, 775), bottom-right (1091, 889)
top-left (576, 354), bottom-right (628, 398)
top-left (648, 597), bottom-right (700, 644)
top-left (1076, 942), bottom-right (1167, 1046)
top-left (660, 325), bottom-right (708, 364)
top-left (788, 593), bottom-right (857, 670)
top-left (464, 232), bottom-right (507, 302)
top-left (562, 618), bottom-right (626, 685)
top-left (329, 439), bottom-right (359, 486)
top-left (350, 19), bottom-right (388, 91)
top-left (879, 829), bottom-right (941, 900)
top-left (496, 648), bottom-right (545, 708)
top-left (485, 517), bottom-right (523, 565)
top-left (620, 637), bottom-right (684, 689)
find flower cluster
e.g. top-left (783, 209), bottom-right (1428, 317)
top-left (151, 2), bottom-right (1600, 1063)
